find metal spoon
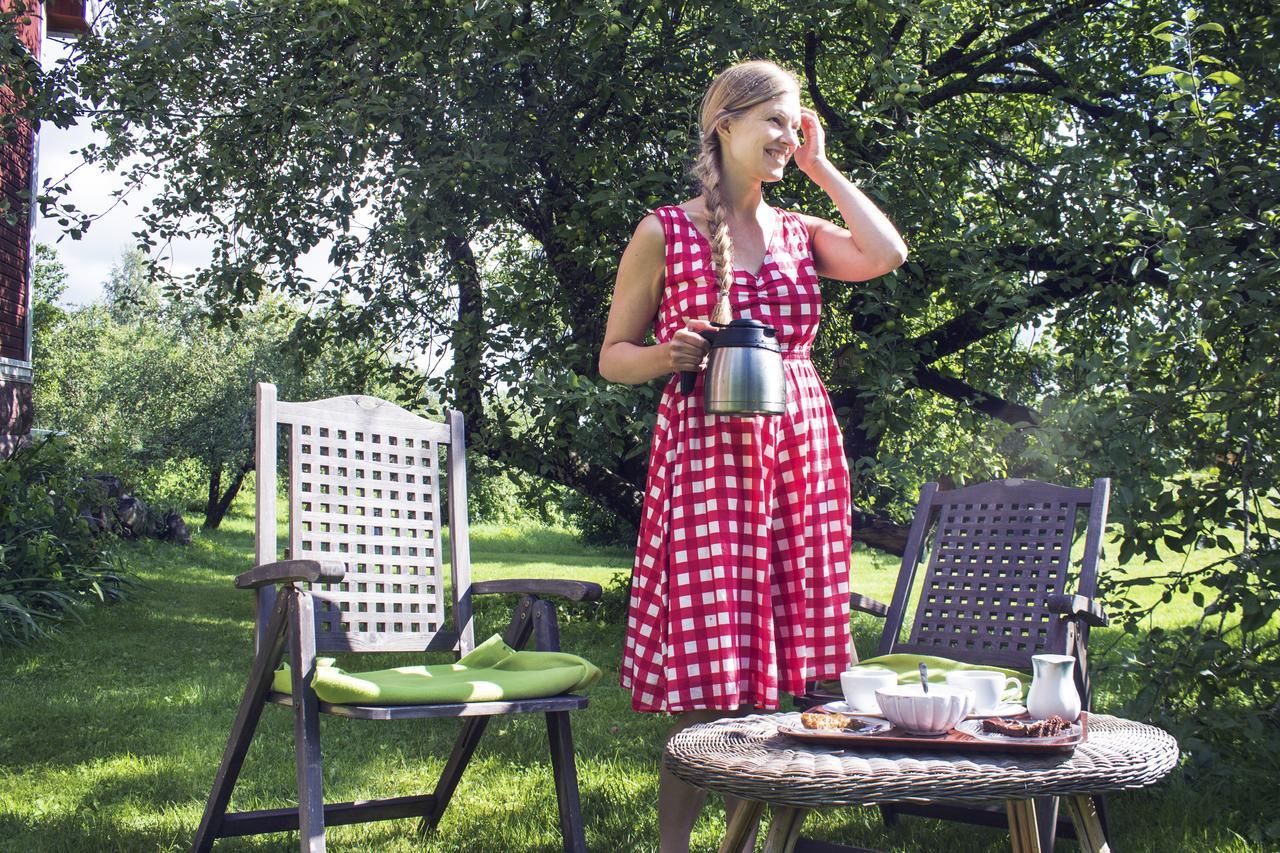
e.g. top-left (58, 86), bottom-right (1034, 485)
top-left (919, 663), bottom-right (930, 694)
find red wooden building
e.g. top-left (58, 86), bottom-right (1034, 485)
top-left (1, 1), bottom-right (90, 453)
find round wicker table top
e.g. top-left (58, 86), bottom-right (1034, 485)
top-left (664, 712), bottom-right (1179, 808)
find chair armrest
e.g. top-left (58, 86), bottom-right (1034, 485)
top-left (850, 592), bottom-right (890, 618)
top-left (234, 559), bottom-right (347, 590)
top-left (472, 579), bottom-right (603, 602)
top-left (1047, 593), bottom-right (1109, 627)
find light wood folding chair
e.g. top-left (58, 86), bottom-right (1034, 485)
top-left (193, 383), bottom-right (600, 852)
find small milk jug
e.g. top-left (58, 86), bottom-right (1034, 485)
top-left (1026, 653), bottom-right (1082, 722)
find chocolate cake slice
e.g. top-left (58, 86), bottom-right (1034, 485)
top-left (982, 715), bottom-right (1072, 738)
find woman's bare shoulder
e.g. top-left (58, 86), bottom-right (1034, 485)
top-left (631, 212), bottom-right (665, 245)
top-left (787, 209), bottom-right (835, 236)
top-left (676, 197), bottom-right (707, 221)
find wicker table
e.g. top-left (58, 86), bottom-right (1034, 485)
top-left (664, 712), bottom-right (1179, 853)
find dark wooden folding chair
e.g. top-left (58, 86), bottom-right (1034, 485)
top-left (193, 383), bottom-right (600, 853)
top-left (798, 477), bottom-right (1113, 853)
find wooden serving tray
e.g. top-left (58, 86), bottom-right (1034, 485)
top-left (779, 712), bottom-right (1089, 755)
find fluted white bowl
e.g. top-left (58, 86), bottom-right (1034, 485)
top-left (875, 685), bottom-right (973, 735)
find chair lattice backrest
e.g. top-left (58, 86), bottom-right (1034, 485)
top-left (254, 383), bottom-right (475, 656)
top-left (881, 478), bottom-right (1109, 671)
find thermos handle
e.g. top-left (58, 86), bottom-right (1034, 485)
top-left (678, 329), bottom-right (717, 396)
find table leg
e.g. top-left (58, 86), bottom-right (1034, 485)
top-left (1006, 799), bottom-right (1042, 853)
top-left (719, 799), bottom-right (765, 853)
top-left (1064, 794), bottom-right (1111, 853)
top-left (761, 805), bottom-right (809, 853)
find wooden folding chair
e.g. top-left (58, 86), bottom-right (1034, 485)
top-left (193, 383), bottom-right (600, 852)
top-left (799, 478), bottom-right (1112, 853)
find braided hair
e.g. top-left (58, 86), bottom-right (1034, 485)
top-left (690, 61), bottom-right (799, 324)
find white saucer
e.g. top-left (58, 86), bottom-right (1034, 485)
top-left (818, 700), bottom-right (1027, 719)
top-left (820, 700), bottom-right (881, 716)
top-left (967, 702), bottom-right (1028, 719)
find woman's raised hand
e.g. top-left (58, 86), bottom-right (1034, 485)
top-left (794, 107), bottom-right (827, 175)
top-left (669, 318), bottom-right (714, 373)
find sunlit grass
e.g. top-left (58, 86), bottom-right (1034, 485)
top-left (0, 492), bottom-right (1271, 851)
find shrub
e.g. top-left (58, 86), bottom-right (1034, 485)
top-left (563, 492), bottom-right (637, 549)
top-left (0, 437), bottom-right (131, 645)
top-left (1104, 544), bottom-right (1280, 830)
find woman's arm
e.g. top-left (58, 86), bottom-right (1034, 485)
top-left (794, 108), bottom-right (909, 282)
top-left (599, 215), bottom-right (711, 384)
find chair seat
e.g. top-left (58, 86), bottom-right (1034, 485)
top-left (271, 634), bottom-right (602, 706)
top-left (269, 691), bottom-right (589, 720)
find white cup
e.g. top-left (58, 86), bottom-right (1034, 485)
top-left (943, 670), bottom-right (1023, 714)
top-left (840, 668), bottom-right (899, 713)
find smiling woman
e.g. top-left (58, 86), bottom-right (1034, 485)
top-left (597, 59), bottom-right (908, 853)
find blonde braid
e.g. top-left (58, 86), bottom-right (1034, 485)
top-left (692, 60), bottom-right (800, 326)
top-left (693, 136), bottom-right (736, 325)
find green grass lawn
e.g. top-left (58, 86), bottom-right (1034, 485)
top-left (0, 497), bottom-right (1269, 851)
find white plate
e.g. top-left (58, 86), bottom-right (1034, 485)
top-left (819, 700), bottom-right (881, 716)
top-left (966, 702), bottom-right (1028, 719)
top-left (818, 700), bottom-right (1027, 720)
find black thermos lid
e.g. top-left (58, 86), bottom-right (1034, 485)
top-left (710, 318), bottom-right (781, 352)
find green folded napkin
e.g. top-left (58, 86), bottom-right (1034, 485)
top-left (851, 653), bottom-right (1026, 702)
top-left (273, 634), bottom-right (601, 706)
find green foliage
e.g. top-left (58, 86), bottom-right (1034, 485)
top-left (1105, 542), bottom-right (1280, 798)
top-left (0, 438), bottom-right (130, 646)
top-left (466, 455), bottom-right (574, 527)
top-left (563, 491), bottom-right (639, 549)
top-left (32, 247), bottom-right (402, 526)
top-left (593, 569), bottom-right (633, 625)
top-left (17, 0), bottom-right (1274, 557)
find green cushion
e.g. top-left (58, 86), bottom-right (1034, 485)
top-left (273, 634), bottom-right (602, 706)
top-left (852, 653), bottom-right (1026, 702)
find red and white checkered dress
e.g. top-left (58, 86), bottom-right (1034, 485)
top-left (620, 204), bottom-right (853, 713)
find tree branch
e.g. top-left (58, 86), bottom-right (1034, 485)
top-left (925, 20), bottom-right (990, 77)
top-left (804, 29), bottom-right (848, 137)
top-left (885, 14), bottom-right (911, 56)
top-left (912, 365), bottom-right (1041, 426)
top-left (849, 508), bottom-right (912, 556)
top-left (922, 77), bottom-right (1116, 119)
top-left (905, 244), bottom-right (1168, 364)
top-left (928, 0), bottom-right (1111, 79)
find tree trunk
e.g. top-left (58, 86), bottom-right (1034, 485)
top-left (203, 457), bottom-right (254, 530)
top-left (443, 231), bottom-right (487, 438)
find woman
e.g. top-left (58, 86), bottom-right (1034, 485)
top-left (598, 60), bottom-right (907, 852)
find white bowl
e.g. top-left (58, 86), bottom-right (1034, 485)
top-left (875, 685), bottom-right (973, 736)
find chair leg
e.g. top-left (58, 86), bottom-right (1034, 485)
top-left (193, 591), bottom-right (291, 853)
top-left (1006, 799), bottom-right (1042, 853)
top-left (546, 710), bottom-right (587, 853)
top-left (878, 804), bottom-right (899, 828)
top-left (289, 590), bottom-right (326, 853)
top-left (422, 716), bottom-right (491, 833)
top-left (1064, 794), bottom-right (1111, 853)
top-left (1035, 796), bottom-right (1059, 851)
top-left (1093, 794), bottom-right (1115, 851)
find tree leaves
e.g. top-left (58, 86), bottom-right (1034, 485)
top-left (7, 0), bottom-right (1277, 566)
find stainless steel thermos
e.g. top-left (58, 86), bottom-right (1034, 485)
top-left (679, 318), bottom-right (786, 416)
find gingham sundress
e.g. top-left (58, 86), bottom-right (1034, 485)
top-left (620, 204), bottom-right (853, 713)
